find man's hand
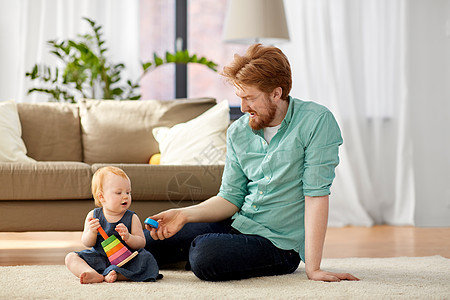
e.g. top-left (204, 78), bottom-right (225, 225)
top-left (307, 269), bottom-right (360, 282)
top-left (146, 209), bottom-right (188, 240)
top-left (145, 196), bottom-right (238, 241)
top-left (304, 196), bottom-right (360, 282)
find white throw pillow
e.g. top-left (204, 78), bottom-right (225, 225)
top-left (153, 100), bottom-right (230, 165)
top-left (0, 100), bottom-right (35, 162)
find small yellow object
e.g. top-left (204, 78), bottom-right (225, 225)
top-left (149, 153), bottom-right (161, 165)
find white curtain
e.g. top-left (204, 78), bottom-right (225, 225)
top-left (282, 0), bottom-right (415, 226)
top-left (0, 0), bottom-right (139, 103)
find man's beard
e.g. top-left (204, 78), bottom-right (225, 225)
top-left (248, 95), bottom-right (278, 131)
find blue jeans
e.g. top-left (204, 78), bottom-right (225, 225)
top-left (144, 219), bottom-right (301, 281)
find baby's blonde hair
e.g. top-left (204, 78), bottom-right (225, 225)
top-left (91, 166), bottom-right (130, 207)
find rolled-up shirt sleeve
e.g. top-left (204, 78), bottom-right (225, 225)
top-left (302, 111), bottom-right (343, 197)
top-left (217, 130), bottom-right (249, 208)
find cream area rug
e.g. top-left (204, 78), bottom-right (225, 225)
top-left (1, 256), bottom-right (449, 299)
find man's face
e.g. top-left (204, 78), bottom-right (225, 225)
top-left (236, 85), bottom-right (277, 130)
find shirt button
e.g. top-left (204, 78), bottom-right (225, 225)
top-left (252, 205), bottom-right (257, 208)
top-left (265, 176), bottom-right (270, 180)
top-left (259, 191), bottom-right (263, 194)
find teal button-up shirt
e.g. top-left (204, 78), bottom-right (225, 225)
top-left (217, 96), bottom-right (343, 260)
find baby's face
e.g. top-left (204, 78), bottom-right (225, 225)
top-left (101, 173), bottom-right (132, 214)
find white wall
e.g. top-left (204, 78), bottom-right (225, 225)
top-left (0, 1), bottom-right (21, 101)
top-left (408, 0), bottom-right (450, 226)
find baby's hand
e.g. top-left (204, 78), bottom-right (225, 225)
top-left (87, 217), bottom-right (100, 233)
top-left (115, 223), bottom-right (130, 242)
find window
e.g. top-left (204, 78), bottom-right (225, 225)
top-left (139, 0), bottom-right (246, 109)
top-left (139, 0), bottom-right (175, 100)
top-left (187, 0), bottom-right (247, 107)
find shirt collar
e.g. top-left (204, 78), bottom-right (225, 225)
top-left (282, 96), bottom-right (293, 126)
top-left (247, 95), bottom-right (293, 136)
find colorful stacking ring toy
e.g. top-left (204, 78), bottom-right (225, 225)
top-left (98, 225), bottom-right (138, 267)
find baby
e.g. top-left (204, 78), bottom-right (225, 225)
top-left (65, 166), bottom-right (159, 284)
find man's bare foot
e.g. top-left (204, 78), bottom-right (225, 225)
top-left (104, 270), bottom-right (118, 283)
top-left (80, 271), bottom-right (104, 284)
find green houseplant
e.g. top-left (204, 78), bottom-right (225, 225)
top-left (26, 17), bottom-right (217, 103)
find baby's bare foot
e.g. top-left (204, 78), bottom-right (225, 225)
top-left (104, 270), bottom-right (118, 283)
top-left (80, 271), bottom-right (104, 284)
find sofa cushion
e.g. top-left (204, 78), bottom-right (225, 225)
top-left (153, 100), bottom-right (229, 165)
top-left (0, 162), bottom-right (92, 200)
top-left (92, 164), bottom-right (224, 202)
top-left (79, 98), bottom-right (217, 164)
top-left (17, 102), bottom-right (82, 161)
top-left (0, 100), bottom-right (35, 163)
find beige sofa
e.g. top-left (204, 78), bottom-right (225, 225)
top-left (0, 98), bottom-right (224, 232)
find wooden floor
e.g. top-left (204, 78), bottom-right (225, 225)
top-left (0, 226), bottom-right (449, 266)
